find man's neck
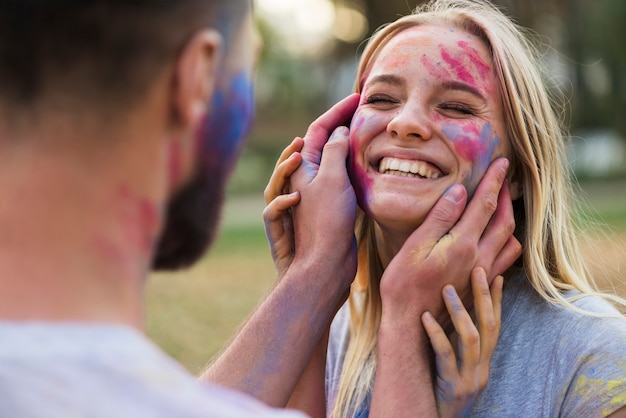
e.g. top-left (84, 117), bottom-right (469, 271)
top-left (0, 129), bottom-right (166, 329)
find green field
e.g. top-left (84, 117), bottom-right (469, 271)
top-left (146, 193), bottom-right (275, 374)
top-left (146, 180), bottom-right (626, 374)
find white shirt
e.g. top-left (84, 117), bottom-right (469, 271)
top-left (0, 322), bottom-right (307, 418)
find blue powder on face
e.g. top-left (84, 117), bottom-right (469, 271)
top-left (441, 122), bottom-right (501, 197)
top-left (198, 72), bottom-right (255, 171)
top-left (470, 123), bottom-right (501, 196)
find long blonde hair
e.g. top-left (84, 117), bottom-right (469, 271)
top-left (331, 0), bottom-right (626, 417)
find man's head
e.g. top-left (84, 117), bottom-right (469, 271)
top-left (151, 1), bottom-right (259, 270)
top-left (0, 0), bottom-right (251, 114)
top-left (0, 0), bottom-right (257, 270)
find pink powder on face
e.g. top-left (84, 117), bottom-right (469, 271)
top-left (439, 44), bottom-right (476, 86)
top-left (457, 41), bottom-right (492, 80)
top-left (431, 112), bottom-right (445, 123)
top-left (421, 54), bottom-right (451, 80)
top-left (454, 133), bottom-right (486, 162)
top-left (449, 123), bottom-right (484, 161)
top-left (348, 110), bottom-right (374, 207)
top-left (457, 41), bottom-right (493, 97)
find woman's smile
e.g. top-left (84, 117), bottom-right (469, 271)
top-left (377, 157), bottom-right (444, 179)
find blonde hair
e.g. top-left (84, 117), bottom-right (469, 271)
top-left (331, 0), bottom-right (626, 417)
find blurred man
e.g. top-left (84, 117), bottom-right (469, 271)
top-left (0, 0), bottom-right (309, 416)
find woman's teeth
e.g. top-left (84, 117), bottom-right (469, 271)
top-left (378, 157), bottom-right (441, 179)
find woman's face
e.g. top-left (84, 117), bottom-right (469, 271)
top-left (349, 24), bottom-right (510, 232)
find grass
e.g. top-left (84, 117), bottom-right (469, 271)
top-left (146, 224), bottom-right (274, 374)
top-left (146, 180), bottom-right (626, 374)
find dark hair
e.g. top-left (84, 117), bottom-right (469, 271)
top-left (0, 0), bottom-right (247, 113)
top-left (152, 156), bottom-right (227, 270)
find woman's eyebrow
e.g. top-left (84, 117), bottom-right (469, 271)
top-left (364, 74), bottom-right (405, 88)
top-left (438, 79), bottom-right (486, 101)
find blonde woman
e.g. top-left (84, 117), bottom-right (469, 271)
top-left (263, 0), bottom-right (626, 416)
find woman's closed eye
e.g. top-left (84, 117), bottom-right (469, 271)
top-left (364, 94), bottom-right (399, 106)
top-left (438, 102), bottom-right (476, 116)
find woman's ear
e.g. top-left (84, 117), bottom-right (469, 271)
top-left (510, 180), bottom-right (522, 200)
top-left (509, 171), bottom-right (523, 200)
top-left (171, 29), bottom-right (222, 130)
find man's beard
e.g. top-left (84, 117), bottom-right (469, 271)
top-left (151, 71), bottom-right (253, 271)
top-left (151, 162), bottom-right (227, 271)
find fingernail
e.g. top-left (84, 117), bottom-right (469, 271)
top-left (474, 266), bottom-right (486, 278)
top-left (444, 285), bottom-right (457, 299)
top-left (444, 285), bottom-right (463, 311)
top-left (500, 158), bottom-right (510, 173)
top-left (443, 184), bottom-right (464, 204)
top-left (422, 311), bottom-right (434, 323)
top-left (329, 126), bottom-right (349, 141)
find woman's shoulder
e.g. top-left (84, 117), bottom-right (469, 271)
top-left (504, 270), bottom-right (624, 321)
top-left (481, 272), bottom-right (626, 416)
top-left (501, 270), bottom-right (626, 352)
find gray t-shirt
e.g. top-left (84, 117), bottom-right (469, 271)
top-left (327, 272), bottom-right (626, 417)
top-left (0, 322), bottom-right (306, 418)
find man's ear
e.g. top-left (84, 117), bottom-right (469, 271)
top-left (171, 29), bottom-right (222, 130)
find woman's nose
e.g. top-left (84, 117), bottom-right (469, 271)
top-left (386, 103), bottom-right (432, 141)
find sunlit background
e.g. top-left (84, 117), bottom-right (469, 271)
top-left (257, 0), bottom-right (368, 51)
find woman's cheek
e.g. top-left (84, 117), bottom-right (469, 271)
top-left (442, 121), bottom-right (503, 197)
